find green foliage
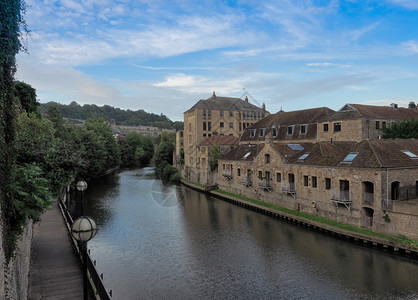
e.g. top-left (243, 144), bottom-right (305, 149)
top-left (209, 144), bottom-right (221, 171)
top-left (15, 80), bottom-right (40, 116)
top-left (120, 131), bottom-right (154, 167)
top-left (154, 140), bottom-right (180, 183)
top-left (40, 101), bottom-right (182, 129)
top-left (80, 118), bottom-right (121, 178)
top-left (383, 119), bottom-right (418, 139)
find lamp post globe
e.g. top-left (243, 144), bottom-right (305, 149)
top-left (76, 180), bottom-right (88, 192)
top-left (71, 216), bottom-right (97, 300)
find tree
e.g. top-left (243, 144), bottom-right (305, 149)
top-left (154, 140), bottom-right (179, 183)
top-left (209, 144), bottom-right (221, 171)
top-left (14, 81), bottom-right (39, 116)
top-left (0, 0), bottom-right (29, 259)
top-left (120, 131), bottom-right (154, 167)
top-left (383, 119), bottom-right (418, 139)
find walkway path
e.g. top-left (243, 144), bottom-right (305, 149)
top-left (28, 201), bottom-right (84, 299)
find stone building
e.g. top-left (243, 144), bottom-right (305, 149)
top-left (217, 103), bottom-right (418, 240)
top-left (183, 92), bottom-right (269, 182)
top-left (239, 107), bottom-right (334, 144)
top-left (317, 103), bottom-right (418, 142)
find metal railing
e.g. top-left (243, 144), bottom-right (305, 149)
top-left (59, 200), bottom-right (113, 300)
top-left (241, 176), bottom-right (252, 187)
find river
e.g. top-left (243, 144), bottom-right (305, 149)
top-left (72, 168), bottom-right (418, 300)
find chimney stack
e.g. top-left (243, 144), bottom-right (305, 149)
top-left (408, 101), bottom-right (416, 109)
top-left (245, 96), bottom-right (248, 103)
top-left (262, 103), bottom-right (266, 110)
top-left (212, 91), bottom-right (216, 98)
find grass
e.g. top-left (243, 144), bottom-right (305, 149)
top-left (213, 189), bottom-right (418, 247)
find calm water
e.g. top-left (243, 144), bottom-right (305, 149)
top-left (73, 168), bottom-right (418, 300)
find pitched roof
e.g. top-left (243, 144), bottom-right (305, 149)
top-left (285, 139), bottom-right (418, 168)
top-left (220, 144), bottom-right (265, 161)
top-left (240, 107), bottom-right (334, 141)
top-left (320, 104), bottom-right (418, 122)
top-left (199, 135), bottom-right (239, 146)
top-left (185, 93), bottom-right (268, 114)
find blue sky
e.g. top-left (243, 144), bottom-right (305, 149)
top-left (16, 0), bottom-right (418, 121)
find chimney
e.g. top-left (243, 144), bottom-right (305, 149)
top-left (408, 101), bottom-right (416, 109)
top-left (245, 96), bottom-right (248, 103)
top-left (262, 103), bottom-right (266, 110)
top-left (212, 91), bottom-right (216, 98)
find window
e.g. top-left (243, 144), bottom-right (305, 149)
top-left (343, 152), bottom-right (358, 162)
top-left (304, 175), bottom-right (309, 186)
top-left (203, 110), bottom-right (206, 119)
top-left (260, 128), bottom-right (266, 137)
top-left (402, 150), bottom-right (418, 158)
top-left (243, 152), bottom-right (251, 159)
top-left (188, 123), bottom-right (191, 131)
top-left (258, 112), bottom-right (261, 120)
top-left (300, 124), bottom-right (308, 134)
top-left (323, 123), bottom-right (329, 132)
top-left (271, 126), bottom-right (277, 137)
top-left (325, 178), bottom-right (331, 190)
top-left (203, 122), bottom-right (206, 131)
top-left (262, 112), bottom-right (265, 118)
top-left (229, 111), bottom-right (233, 117)
top-left (276, 172), bottom-right (281, 182)
top-left (334, 122), bottom-right (341, 132)
top-left (203, 133), bottom-right (206, 137)
top-left (229, 122), bottom-right (233, 128)
top-left (208, 122), bottom-right (212, 131)
top-left (265, 154), bottom-right (270, 163)
top-left (220, 110), bottom-right (224, 116)
top-left (250, 129), bottom-right (257, 137)
top-left (382, 121), bottom-right (386, 129)
top-left (220, 122), bottom-right (224, 128)
top-left (237, 168), bottom-right (241, 176)
top-left (287, 144), bottom-right (304, 151)
top-left (258, 171), bottom-right (263, 180)
top-left (287, 126), bottom-right (295, 135)
top-left (298, 153), bottom-right (310, 160)
top-left (208, 110), bottom-right (211, 119)
top-left (375, 121), bottom-right (380, 129)
top-left (312, 176), bottom-right (317, 188)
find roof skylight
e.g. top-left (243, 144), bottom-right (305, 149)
top-left (298, 153), bottom-right (310, 160)
top-left (243, 152), bottom-right (251, 159)
top-left (288, 144), bottom-right (304, 151)
top-left (402, 150), bottom-right (418, 158)
top-left (342, 153), bottom-right (358, 162)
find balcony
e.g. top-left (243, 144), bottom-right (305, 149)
top-left (258, 179), bottom-right (272, 193)
top-left (241, 176), bottom-right (252, 187)
top-left (222, 170), bottom-right (233, 181)
top-left (330, 190), bottom-right (351, 210)
top-left (362, 192), bottom-right (374, 205)
top-left (281, 182), bottom-right (296, 198)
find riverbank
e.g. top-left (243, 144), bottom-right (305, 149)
top-left (181, 179), bottom-right (418, 260)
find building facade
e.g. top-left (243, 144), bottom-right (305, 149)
top-left (183, 92), bottom-right (269, 182)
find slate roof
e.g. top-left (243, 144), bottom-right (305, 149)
top-left (199, 135), bottom-right (239, 146)
top-left (185, 94), bottom-right (268, 114)
top-left (285, 139), bottom-right (418, 168)
top-left (220, 144), bottom-right (265, 161)
top-left (240, 107), bottom-right (334, 142)
top-left (320, 104), bottom-right (418, 122)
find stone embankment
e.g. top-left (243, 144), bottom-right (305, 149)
top-left (181, 179), bottom-right (418, 260)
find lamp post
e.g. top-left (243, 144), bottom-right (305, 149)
top-left (76, 180), bottom-right (88, 215)
top-left (71, 216), bottom-right (98, 300)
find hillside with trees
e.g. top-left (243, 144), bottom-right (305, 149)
top-left (40, 101), bottom-right (184, 130)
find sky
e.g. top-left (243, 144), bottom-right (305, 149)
top-left (16, 0), bottom-right (418, 121)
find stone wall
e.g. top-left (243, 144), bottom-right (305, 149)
top-left (2, 219), bottom-right (33, 300)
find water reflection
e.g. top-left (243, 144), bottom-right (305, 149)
top-left (81, 168), bottom-right (418, 300)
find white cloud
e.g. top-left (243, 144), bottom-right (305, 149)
top-left (386, 0), bottom-right (418, 10)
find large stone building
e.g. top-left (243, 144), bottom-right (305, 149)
top-left (217, 102), bottom-right (418, 240)
top-left (182, 92), bottom-right (269, 182)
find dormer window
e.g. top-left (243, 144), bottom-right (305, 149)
top-left (300, 124), bottom-right (308, 134)
top-left (271, 126), bottom-right (278, 137)
top-left (260, 128), bottom-right (266, 137)
top-left (250, 129), bottom-right (257, 137)
top-left (287, 126), bottom-right (295, 135)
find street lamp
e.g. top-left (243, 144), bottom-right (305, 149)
top-left (71, 216), bottom-right (98, 300)
top-left (76, 180), bottom-right (88, 215)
